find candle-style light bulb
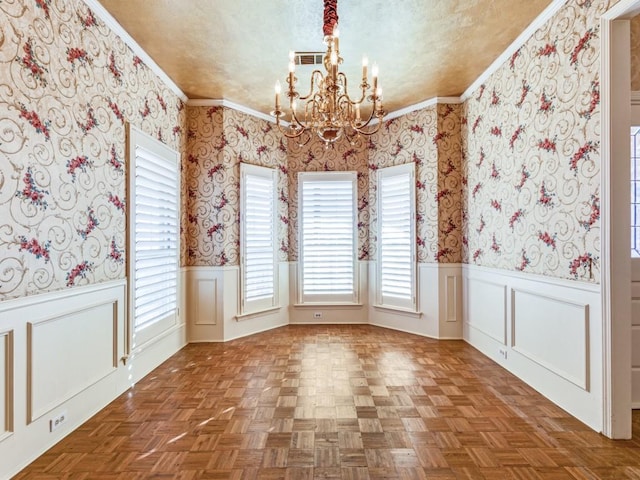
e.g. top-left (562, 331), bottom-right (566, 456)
top-left (362, 55), bottom-right (368, 82)
top-left (372, 63), bottom-right (379, 90)
top-left (289, 61), bottom-right (295, 73)
top-left (275, 80), bottom-right (281, 111)
top-left (275, 80), bottom-right (281, 95)
top-left (333, 24), bottom-right (339, 52)
top-left (330, 51), bottom-right (338, 66)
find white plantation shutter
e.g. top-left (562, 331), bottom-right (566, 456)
top-left (241, 163), bottom-right (277, 313)
top-left (128, 126), bottom-right (179, 348)
top-left (377, 163), bottom-right (416, 310)
top-left (299, 172), bottom-right (357, 303)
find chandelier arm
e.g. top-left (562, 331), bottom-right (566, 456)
top-left (274, 116), bottom-right (308, 139)
top-left (296, 70), bottom-right (325, 102)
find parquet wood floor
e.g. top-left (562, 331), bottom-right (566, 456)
top-left (13, 325), bottom-right (640, 479)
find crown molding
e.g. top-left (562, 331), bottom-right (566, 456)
top-left (460, 0), bottom-right (569, 102)
top-left (383, 97), bottom-right (463, 122)
top-left (82, 0), bottom-right (188, 103)
top-left (186, 99), bottom-right (278, 124)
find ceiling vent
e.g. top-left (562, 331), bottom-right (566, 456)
top-left (294, 52), bottom-right (324, 66)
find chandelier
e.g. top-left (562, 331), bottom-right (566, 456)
top-left (270, 0), bottom-right (385, 144)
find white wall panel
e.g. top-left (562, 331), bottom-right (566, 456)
top-left (511, 289), bottom-right (589, 390)
top-left (466, 278), bottom-right (507, 344)
top-left (194, 278), bottom-right (217, 325)
top-left (0, 330), bottom-right (13, 442)
top-left (27, 302), bottom-right (117, 423)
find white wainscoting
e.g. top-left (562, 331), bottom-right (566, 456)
top-left (463, 265), bottom-right (603, 432)
top-left (0, 280), bottom-right (187, 479)
top-left (631, 281), bottom-right (640, 408)
top-left (369, 263), bottom-right (463, 339)
top-left (185, 263), bottom-right (289, 342)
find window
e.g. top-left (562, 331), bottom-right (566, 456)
top-left (240, 163), bottom-right (278, 314)
top-left (298, 172), bottom-right (357, 304)
top-left (632, 126), bottom-right (640, 257)
top-left (376, 163), bottom-right (416, 310)
top-left (127, 126), bottom-right (179, 348)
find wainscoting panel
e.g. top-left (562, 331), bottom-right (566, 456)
top-left (0, 329), bottom-right (13, 442)
top-left (27, 302), bottom-right (117, 423)
top-left (463, 265), bottom-right (602, 431)
top-left (466, 277), bottom-right (507, 344)
top-left (194, 278), bottom-right (217, 326)
top-left (511, 288), bottom-right (589, 390)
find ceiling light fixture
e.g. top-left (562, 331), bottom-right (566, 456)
top-left (271, 0), bottom-right (385, 144)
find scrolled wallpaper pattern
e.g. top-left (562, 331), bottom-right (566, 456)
top-left (462, 0), bottom-right (614, 282)
top-left (0, 0), bottom-right (184, 301)
top-left (631, 15), bottom-right (640, 91)
top-left (183, 106), bottom-right (288, 266)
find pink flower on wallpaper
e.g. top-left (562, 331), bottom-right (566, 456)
top-left (461, 116), bottom-right (468, 125)
top-left (18, 103), bottom-right (51, 140)
top-left (473, 249), bottom-right (483, 263)
top-left (539, 90), bottom-right (554, 113)
top-left (472, 183), bottom-right (482, 199)
top-left (433, 131), bottom-right (450, 144)
top-left (440, 104), bottom-right (455, 118)
top-left (490, 89), bottom-right (500, 106)
top-left (571, 28), bottom-right (595, 67)
top-left (441, 217), bottom-right (457, 236)
top-left (416, 213), bottom-right (423, 225)
top-left (207, 223), bottom-right (223, 239)
top-left (172, 126), bottom-right (181, 136)
top-left (515, 164), bottom-right (530, 191)
top-left (156, 94), bottom-right (167, 112)
top-left (538, 231), bottom-right (557, 250)
top-left (66, 260), bottom-right (93, 287)
top-left (490, 162), bottom-right (500, 180)
top-left (436, 247), bottom-right (453, 262)
top-left (579, 194), bottom-right (600, 231)
top-left (157, 128), bottom-right (163, 142)
top-left (132, 56), bottom-right (143, 68)
top-left (66, 47), bottom-right (91, 70)
top-left (491, 234), bottom-right (501, 253)
top-left (206, 106), bottom-right (221, 118)
top-left (207, 164), bottom-right (224, 179)
top-left (538, 181), bottom-right (555, 206)
top-left (18, 236), bottom-right (51, 263)
top-left (187, 154), bottom-right (199, 164)
top-left (77, 105), bottom-right (98, 135)
top-left (417, 236), bottom-right (425, 248)
top-left (262, 123), bottom-right (273, 134)
top-left (476, 147), bottom-right (485, 167)
top-left (279, 189), bottom-right (288, 205)
top-left (384, 118), bottom-right (398, 130)
top-left (177, 101), bottom-right (185, 112)
top-left (188, 187), bottom-right (197, 199)
top-left (214, 192), bottom-right (228, 212)
top-left (358, 246), bottom-right (369, 261)
top-left (278, 138), bottom-right (287, 153)
top-left (108, 100), bottom-right (124, 124)
top-left (16, 166), bottom-right (49, 209)
top-left (342, 149), bottom-right (357, 161)
top-left (476, 84), bottom-right (486, 101)
top-left (509, 125), bottom-right (525, 150)
top-left (537, 137), bottom-right (557, 152)
top-left (580, 80), bottom-right (600, 119)
top-left (108, 193), bottom-right (125, 211)
top-left (358, 196), bottom-right (369, 211)
top-left (472, 115), bottom-right (482, 135)
top-left (214, 134), bottom-right (228, 152)
top-left (442, 158), bottom-right (456, 175)
top-left (489, 126), bottom-right (502, 137)
top-left (234, 125), bottom-right (248, 138)
top-left (66, 155), bottom-right (93, 181)
top-left (410, 124), bottom-right (424, 134)
top-left (77, 9), bottom-right (97, 28)
top-left (217, 251), bottom-right (229, 266)
top-left (569, 253), bottom-right (595, 279)
top-left (278, 164), bottom-right (288, 175)
top-left (508, 209), bottom-right (524, 230)
top-left (187, 214), bottom-right (198, 225)
top-left (509, 47), bottom-right (521, 70)
top-left (490, 199), bottom-right (502, 211)
top-left (537, 42), bottom-right (557, 57)
top-left (461, 175), bottom-right (468, 186)
top-left (139, 99), bottom-right (151, 118)
top-left (569, 141), bottom-right (598, 174)
top-left (108, 238), bottom-right (124, 264)
top-left (368, 162), bottom-right (378, 171)
top-left (107, 52), bottom-right (123, 83)
top-left (280, 240), bottom-right (289, 254)
top-left (435, 188), bottom-right (452, 204)
top-left (391, 140), bottom-right (403, 157)
top-left (515, 80), bottom-right (530, 108)
top-left (280, 215), bottom-right (289, 225)
top-left (462, 235), bottom-right (468, 247)
top-left (77, 207), bottom-right (99, 239)
top-left (416, 179), bottom-right (426, 191)
top-left (18, 37), bottom-right (48, 86)
top-left (476, 215), bottom-right (486, 234)
top-left (515, 250), bottom-right (531, 272)
top-left (34, 0), bottom-right (51, 18)
top-left (256, 145), bottom-right (269, 156)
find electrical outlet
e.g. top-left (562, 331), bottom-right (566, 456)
top-left (49, 410), bottom-right (68, 432)
top-left (499, 348), bottom-right (507, 360)
top-left (313, 312), bottom-right (322, 319)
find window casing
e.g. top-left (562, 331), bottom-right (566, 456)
top-left (376, 163), bottom-right (416, 310)
top-left (127, 125), bottom-right (179, 348)
top-left (240, 163), bottom-right (278, 314)
top-left (298, 171), bottom-right (358, 304)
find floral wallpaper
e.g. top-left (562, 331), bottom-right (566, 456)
top-left (183, 106), bottom-right (288, 266)
top-left (369, 105), bottom-right (463, 264)
top-left (632, 15), bottom-right (640, 91)
top-left (0, 0), bottom-right (185, 301)
top-left (462, 0), bottom-right (615, 282)
top-left (286, 136), bottom-right (370, 261)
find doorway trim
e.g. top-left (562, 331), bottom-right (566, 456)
top-left (601, 0), bottom-right (638, 439)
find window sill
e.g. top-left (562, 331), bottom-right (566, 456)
top-left (372, 304), bottom-right (422, 318)
top-left (292, 303), bottom-right (364, 309)
top-left (235, 306), bottom-right (281, 322)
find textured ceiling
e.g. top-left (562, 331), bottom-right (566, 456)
top-left (97, 0), bottom-right (553, 116)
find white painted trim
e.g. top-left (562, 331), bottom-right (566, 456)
top-left (81, 0), bottom-right (187, 102)
top-left (460, 0), bottom-right (569, 102)
top-left (632, 91), bottom-right (640, 105)
top-left (186, 98), bottom-right (277, 124)
top-left (371, 304), bottom-right (422, 318)
top-left (235, 306), bottom-right (282, 322)
top-left (369, 322), bottom-right (461, 341)
top-left (382, 97), bottom-right (463, 121)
